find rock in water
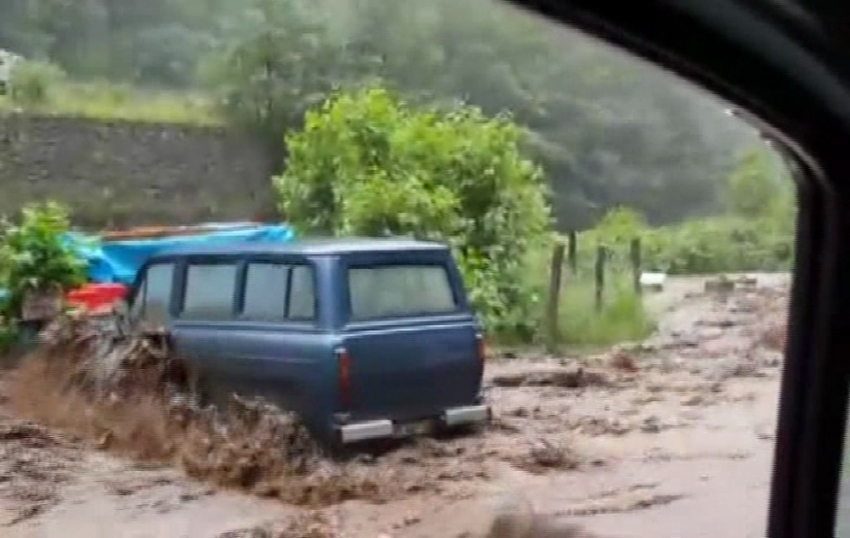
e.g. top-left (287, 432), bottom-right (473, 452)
top-left (486, 492), bottom-right (534, 538)
top-left (484, 492), bottom-right (603, 538)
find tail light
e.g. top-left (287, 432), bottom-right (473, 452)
top-left (475, 334), bottom-right (487, 366)
top-left (335, 347), bottom-right (352, 408)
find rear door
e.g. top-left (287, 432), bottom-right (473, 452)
top-left (338, 250), bottom-right (483, 422)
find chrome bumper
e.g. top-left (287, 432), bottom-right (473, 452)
top-left (337, 404), bottom-right (492, 444)
top-left (442, 404), bottom-right (491, 426)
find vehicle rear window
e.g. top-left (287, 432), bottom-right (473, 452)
top-left (348, 264), bottom-right (456, 320)
top-left (182, 262), bottom-right (238, 320)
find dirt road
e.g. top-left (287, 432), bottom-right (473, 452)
top-left (0, 274), bottom-right (789, 538)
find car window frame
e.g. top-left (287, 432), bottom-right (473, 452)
top-left (508, 1), bottom-right (850, 536)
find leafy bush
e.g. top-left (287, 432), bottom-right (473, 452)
top-left (0, 201), bottom-right (87, 319)
top-left (274, 85), bottom-right (552, 339)
top-left (580, 148), bottom-right (796, 275)
top-left (201, 0), bottom-right (347, 151)
top-left (726, 148), bottom-right (780, 218)
top-left (641, 217), bottom-right (792, 274)
top-left (515, 239), bottom-right (655, 349)
top-left (9, 60), bottom-right (66, 106)
top-left (578, 210), bottom-right (793, 276)
top-left (0, 76), bottom-right (218, 125)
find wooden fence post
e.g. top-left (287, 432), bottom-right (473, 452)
top-left (630, 237), bottom-right (642, 295)
top-left (595, 244), bottom-right (606, 311)
top-left (546, 241), bottom-right (566, 351)
top-left (567, 231), bottom-right (577, 274)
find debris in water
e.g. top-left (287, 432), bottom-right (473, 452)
top-left (491, 367), bottom-right (608, 389)
top-left (7, 314), bottom-right (433, 508)
top-left (608, 350), bottom-right (639, 373)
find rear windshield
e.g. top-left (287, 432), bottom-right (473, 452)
top-left (348, 264), bottom-right (457, 320)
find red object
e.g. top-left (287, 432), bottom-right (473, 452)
top-left (336, 347), bottom-right (351, 408)
top-left (66, 283), bottom-right (128, 314)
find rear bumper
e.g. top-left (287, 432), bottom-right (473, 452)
top-left (336, 404), bottom-right (491, 444)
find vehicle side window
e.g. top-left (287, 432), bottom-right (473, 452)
top-left (348, 264), bottom-right (456, 320)
top-left (182, 262), bottom-right (237, 321)
top-left (132, 263), bottom-right (174, 325)
top-left (242, 263), bottom-right (289, 321)
top-left (240, 262), bottom-right (316, 323)
top-left (288, 264), bottom-right (316, 321)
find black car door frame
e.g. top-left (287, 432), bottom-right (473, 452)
top-left (507, 1), bottom-right (850, 536)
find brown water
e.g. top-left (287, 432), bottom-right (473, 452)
top-left (0, 273), bottom-right (789, 538)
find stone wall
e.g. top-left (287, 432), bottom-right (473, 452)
top-left (0, 114), bottom-right (277, 229)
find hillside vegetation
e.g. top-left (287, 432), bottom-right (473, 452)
top-left (0, 64), bottom-right (219, 124)
top-left (0, 0), bottom-right (796, 349)
top-left (0, 0), bottom-right (774, 231)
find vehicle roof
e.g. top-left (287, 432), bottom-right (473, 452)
top-left (150, 237), bottom-right (449, 258)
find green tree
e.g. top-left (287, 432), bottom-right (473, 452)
top-left (201, 0), bottom-right (361, 174)
top-left (726, 148), bottom-right (778, 217)
top-left (0, 0), bottom-right (767, 230)
top-left (205, 0), bottom-right (759, 230)
top-left (0, 0), bottom-right (223, 85)
top-left (0, 201), bottom-right (86, 323)
top-left (274, 85), bottom-right (552, 338)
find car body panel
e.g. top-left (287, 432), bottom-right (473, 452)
top-left (128, 238), bottom-right (489, 443)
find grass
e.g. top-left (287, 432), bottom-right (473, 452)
top-left (0, 81), bottom-right (222, 126)
top-left (519, 241), bottom-right (657, 351)
top-left (558, 274), bottom-right (655, 349)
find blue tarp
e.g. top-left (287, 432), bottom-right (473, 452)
top-left (61, 223), bottom-right (295, 285)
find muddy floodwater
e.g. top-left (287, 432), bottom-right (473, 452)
top-left (0, 274), bottom-right (789, 538)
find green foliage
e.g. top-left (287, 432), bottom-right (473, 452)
top-left (0, 0), bottom-right (765, 230)
top-left (0, 201), bottom-right (87, 316)
top-left (0, 201), bottom-right (86, 352)
top-left (638, 217), bottom-right (792, 274)
top-left (188, 0), bottom-right (760, 227)
top-left (0, 0), bottom-right (227, 86)
top-left (582, 149), bottom-right (796, 275)
top-left (274, 85), bottom-right (552, 338)
top-left (515, 241), bottom-right (655, 349)
top-left (559, 276), bottom-right (655, 348)
top-left (201, 0), bottom-right (353, 153)
top-left (9, 59), bottom-right (66, 106)
top-left (726, 148), bottom-right (778, 217)
top-left (0, 322), bottom-right (16, 354)
top-left (581, 210), bottom-right (793, 276)
top-left (0, 79), bottom-right (219, 124)
top-left (591, 206), bottom-right (648, 246)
